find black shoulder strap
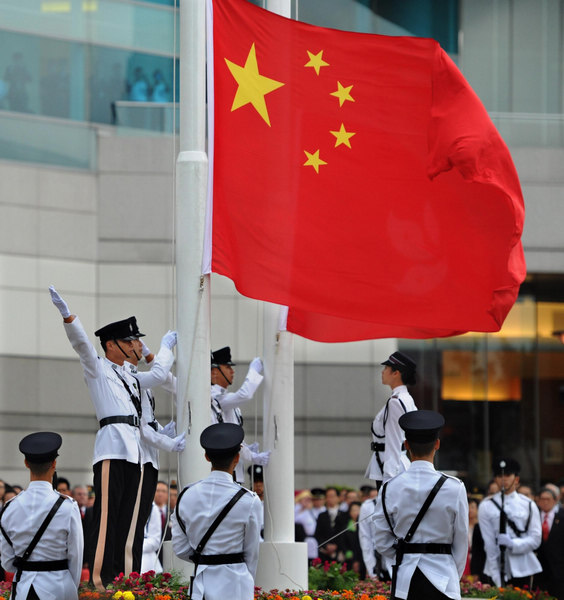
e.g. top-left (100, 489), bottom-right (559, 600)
top-left (405, 475), bottom-right (447, 542)
top-left (490, 498), bottom-right (531, 537)
top-left (381, 474), bottom-right (447, 540)
top-left (175, 486), bottom-right (190, 535)
top-left (382, 395), bottom-right (408, 431)
top-left (0, 498), bottom-right (15, 547)
top-left (381, 481), bottom-right (394, 534)
top-left (194, 488), bottom-right (247, 556)
top-left (21, 496), bottom-right (66, 562)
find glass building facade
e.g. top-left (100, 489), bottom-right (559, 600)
top-left (1, 0), bottom-right (563, 489)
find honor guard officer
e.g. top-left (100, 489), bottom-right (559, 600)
top-left (366, 351), bottom-right (418, 487)
top-left (210, 347), bottom-right (270, 483)
top-left (49, 286), bottom-right (177, 589)
top-left (372, 411), bottom-right (468, 600)
top-left (0, 432), bottom-right (83, 600)
top-left (478, 458), bottom-right (541, 589)
top-left (125, 332), bottom-right (186, 581)
top-left (172, 423), bottom-right (262, 600)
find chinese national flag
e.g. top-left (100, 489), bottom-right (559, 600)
top-left (208, 0), bottom-right (526, 342)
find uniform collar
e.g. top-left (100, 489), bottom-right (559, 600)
top-left (208, 470), bottom-right (236, 483)
top-left (407, 459), bottom-right (436, 472)
top-left (126, 362), bottom-right (138, 374)
top-left (28, 480), bottom-right (56, 491)
top-left (391, 385), bottom-right (407, 395)
top-left (106, 358), bottom-right (126, 372)
top-left (211, 384), bottom-right (226, 395)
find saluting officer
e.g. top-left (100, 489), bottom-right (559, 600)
top-left (366, 351), bottom-right (418, 487)
top-left (372, 411), bottom-right (468, 600)
top-left (478, 458), bottom-right (541, 589)
top-left (0, 432), bottom-right (83, 600)
top-left (49, 286), bottom-right (177, 589)
top-left (210, 347), bottom-right (270, 483)
top-left (171, 423), bottom-right (262, 600)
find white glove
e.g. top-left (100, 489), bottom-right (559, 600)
top-left (249, 357), bottom-right (263, 374)
top-left (141, 340), bottom-right (151, 357)
top-left (161, 421), bottom-right (176, 438)
top-left (247, 442), bottom-right (259, 453)
top-left (171, 432), bottom-right (186, 452)
top-left (49, 286), bottom-right (71, 318)
top-left (251, 450), bottom-right (271, 466)
top-left (498, 533), bottom-right (514, 550)
top-left (491, 570), bottom-right (502, 588)
top-left (161, 330), bottom-right (177, 350)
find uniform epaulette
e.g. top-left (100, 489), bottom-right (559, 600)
top-left (439, 471), bottom-right (463, 484)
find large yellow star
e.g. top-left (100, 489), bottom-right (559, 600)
top-left (225, 43), bottom-right (285, 126)
top-left (330, 81), bottom-right (354, 107)
top-left (330, 123), bottom-right (356, 148)
top-left (303, 149), bottom-right (327, 174)
top-left (304, 50), bottom-right (329, 76)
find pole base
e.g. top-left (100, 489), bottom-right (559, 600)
top-left (255, 541), bottom-right (309, 592)
top-left (162, 540), bottom-right (194, 581)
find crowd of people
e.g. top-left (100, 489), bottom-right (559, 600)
top-left (292, 476), bottom-right (564, 598)
top-left (1, 291), bottom-right (564, 600)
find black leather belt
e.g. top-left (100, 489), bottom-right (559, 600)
top-left (13, 558), bottom-right (69, 571)
top-left (402, 543), bottom-right (451, 554)
top-left (99, 415), bottom-right (140, 428)
top-left (191, 552), bottom-right (245, 565)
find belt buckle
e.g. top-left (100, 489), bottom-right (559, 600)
top-left (132, 415), bottom-right (140, 427)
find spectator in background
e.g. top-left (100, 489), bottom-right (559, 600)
top-left (151, 69), bottom-right (170, 103)
top-left (315, 487), bottom-right (348, 562)
top-left (129, 67), bottom-right (150, 102)
top-left (310, 488), bottom-right (326, 519)
top-left (169, 483), bottom-right (178, 512)
top-left (517, 484), bottom-right (534, 501)
top-left (295, 490), bottom-right (318, 562)
top-left (341, 501), bottom-right (365, 578)
top-left (534, 486), bottom-right (564, 599)
top-left (57, 477), bottom-right (72, 497)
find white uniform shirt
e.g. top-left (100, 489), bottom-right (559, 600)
top-left (141, 502), bottom-right (163, 574)
top-left (171, 470), bottom-right (262, 600)
top-left (294, 507), bottom-right (318, 559)
top-left (64, 318), bottom-right (174, 465)
top-left (359, 497), bottom-right (378, 576)
top-left (373, 460), bottom-right (468, 600)
top-left (478, 490), bottom-right (542, 585)
top-left (0, 481), bottom-right (83, 600)
top-left (127, 362), bottom-right (178, 470)
top-left (365, 385), bottom-right (417, 482)
top-left (210, 367), bottom-right (264, 483)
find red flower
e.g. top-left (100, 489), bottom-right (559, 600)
top-left (311, 558), bottom-right (321, 567)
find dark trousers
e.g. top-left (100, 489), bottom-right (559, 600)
top-left (405, 568), bottom-right (449, 600)
top-left (133, 463), bottom-right (159, 573)
top-left (90, 459), bottom-right (142, 590)
top-left (26, 585), bottom-right (40, 600)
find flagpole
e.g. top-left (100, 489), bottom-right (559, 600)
top-left (175, 0), bottom-right (209, 490)
top-left (163, 0), bottom-right (210, 574)
top-left (254, 0), bottom-right (308, 591)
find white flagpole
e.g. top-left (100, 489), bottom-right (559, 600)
top-left (255, 0), bottom-right (308, 591)
top-left (163, 0), bottom-right (210, 576)
top-left (176, 0), bottom-right (210, 494)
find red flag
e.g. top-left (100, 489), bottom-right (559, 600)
top-left (208, 0), bottom-right (526, 342)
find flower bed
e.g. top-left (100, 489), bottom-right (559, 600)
top-left (0, 569), bottom-right (556, 600)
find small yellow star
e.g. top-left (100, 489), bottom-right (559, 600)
top-left (225, 43), bottom-right (285, 126)
top-left (304, 50), bottom-right (329, 76)
top-left (303, 149), bottom-right (327, 174)
top-left (330, 81), bottom-right (354, 107)
top-left (330, 123), bottom-right (356, 148)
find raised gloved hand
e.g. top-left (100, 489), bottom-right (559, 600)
top-left (249, 357), bottom-right (263, 374)
top-left (49, 286), bottom-right (71, 318)
top-left (498, 533), bottom-right (514, 550)
top-left (161, 420), bottom-right (176, 438)
top-left (247, 442), bottom-right (259, 453)
top-left (252, 450), bottom-right (271, 466)
top-left (172, 432), bottom-right (186, 452)
top-left (161, 330), bottom-right (177, 350)
top-left (141, 340), bottom-right (151, 358)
